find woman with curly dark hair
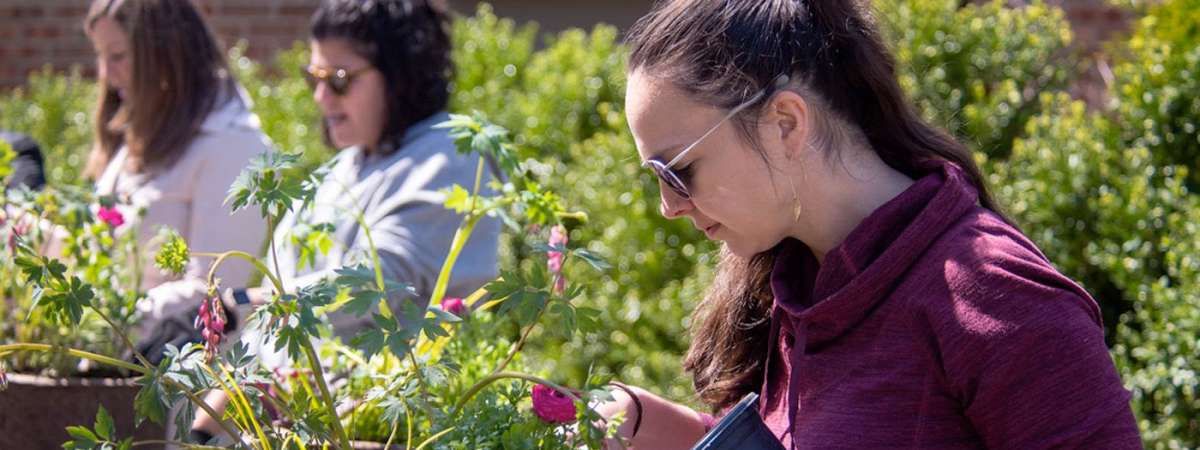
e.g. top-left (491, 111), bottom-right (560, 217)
top-left (190, 0), bottom-right (499, 443)
top-left (594, 1), bottom-right (1142, 448)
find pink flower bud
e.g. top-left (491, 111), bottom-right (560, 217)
top-left (443, 297), bottom-right (467, 317)
top-left (96, 206), bottom-right (125, 228)
top-left (531, 383), bottom-right (577, 424)
top-left (194, 296), bottom-right (227, 361)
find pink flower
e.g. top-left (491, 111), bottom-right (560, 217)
top-left (531, 383), bottom-right (577, 424)
top-left (443, 297), bottom-right (467, 317)
top-left (194, 296), bottom-right (227, 361)
top-left (97, 206), bottom-right (125, 228)
top-left (547, 225), bottom-right (568, 294)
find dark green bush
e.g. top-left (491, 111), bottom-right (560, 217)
top-left (878, 0), bottom-right (1074, 159)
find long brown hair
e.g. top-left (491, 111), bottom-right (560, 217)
top-left (626, 0), bottom-right (1001, 411)
top-left (84, 0), bottom-right (235, 179)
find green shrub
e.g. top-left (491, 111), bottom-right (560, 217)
top-left (878, 0), bottom-right (1074, 160)
top-left (0, 67), bottom-right (95, 187)
top-left (1110, 0), bottom-right (1200, 189)
top-left (998, 93), bottom-right (1199, 449)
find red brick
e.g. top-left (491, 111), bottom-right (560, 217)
top-left (54, 6), bottom-right (87, 17)
top-left (11, 6), bottom-right (46, 18)
top-left (279, 5), bottom-right (315, 17)
top-left (221, 5), bottom-right (270, 16)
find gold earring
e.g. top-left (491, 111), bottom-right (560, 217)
top-left (788, 177), bottom-right (803, 221)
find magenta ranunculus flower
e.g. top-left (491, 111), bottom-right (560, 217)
top-left (97, 206), bottom-right (125, 228)
top-left (531, 383), bottom-right (577, 424)
top-left (547, 225), bottom-right (568, 294)
top-left (194, 296), bottom-right (227, 361)
top-left (443, 297), bottom-right (467, 317)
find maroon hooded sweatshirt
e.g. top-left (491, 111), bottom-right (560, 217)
top-left (758, 162), bottom-right (1142, 448)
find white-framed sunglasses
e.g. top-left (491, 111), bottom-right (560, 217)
top-left (642, 74), bottom-right (790, 199)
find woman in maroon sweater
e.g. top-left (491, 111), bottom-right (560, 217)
top-left (596, 0), bottom-right (1143, 448)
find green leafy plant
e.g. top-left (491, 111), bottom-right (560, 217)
top-left (2, 112), bottom-right (626, 449)
top-left (1, 186), bottom-right (144, 377)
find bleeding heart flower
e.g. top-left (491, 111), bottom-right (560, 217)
top-left (194, 296), bottom-right (227, 361)
top-left (531, 383), bottom-right (577, 424)
top-left (443, 297), bottom-right (467, 317)
top-left (97, 206), bottom-right (125, 228)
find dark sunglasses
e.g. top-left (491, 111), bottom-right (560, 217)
top-left (300, 65), bottom-right (371, 96)
top-left (643, 74), bottom-right (791, 200)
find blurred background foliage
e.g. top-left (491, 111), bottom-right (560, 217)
top-left (0, 0), bottom-right (1196, 446)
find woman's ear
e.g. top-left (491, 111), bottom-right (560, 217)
top-left (767, 91), bottom-right (811, 161)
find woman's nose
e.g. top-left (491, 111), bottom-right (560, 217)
top-left (313, 81), bottom-right (336, 107)
top-left (659, 186), bottom-right (693, 219)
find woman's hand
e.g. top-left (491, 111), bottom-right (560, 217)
top-left (592, 384), bottom-right (708, 450)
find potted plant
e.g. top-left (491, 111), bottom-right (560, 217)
top-left (0, 140), bottom-right (164, 448)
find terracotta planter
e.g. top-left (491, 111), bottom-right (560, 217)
top-left (0, 373), bottom-right (164, 448)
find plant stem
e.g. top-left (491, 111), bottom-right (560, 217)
top-left (87, 305), bottom-right (154, 370)
top-left (350, 212), bottom-right (385, 293)
top-left (301, 340), bottom-right (351, 449)
top-left (383, 419), bottom-right (401, 450)
top-left (168, 380), bottom-right (245, 446)
top-left (267, 215), bottom-right (286, 295)
top-left (208, 363), bottom-right (270, 450)
top-left (414, 426), bottom-right (456, 450)
top-left (196, 251), bottom-right (285, 298)
top-left (428, 156), bottom-right (486, 308)
top-left (491, 308), bottom-right (544, 376)
top-left (0, 343), bottom-right (146, 374)
top-left (452, 371), bottom-right (584, 417)
top-left (428, 216), bottom-right (480, 307)
top-left (407, 350), bottom-right (431, 396)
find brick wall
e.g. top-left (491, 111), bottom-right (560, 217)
top-left (0, 0), bottom-right (320, 88)
top-left (1, 0), bottom-right (1131, 101)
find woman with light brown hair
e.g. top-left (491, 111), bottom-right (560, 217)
top-left (594, 0), bottom-right (1142, 448)
top-left (84, 0), bottom-right (269, 361)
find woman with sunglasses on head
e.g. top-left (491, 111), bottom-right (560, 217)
top-left (594, 1), bottom-right (1142, 449)
top-left (187, 0), bottom-right (499, 443)
top-left (221, 0), bottom-right (498, 345)
top-left (79, 0), bottom-right (269, 362)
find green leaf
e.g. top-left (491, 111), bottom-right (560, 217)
top-left (443, 184), bottom-right (473, 214)
top-left (65, 425), bottom-right (99, 448)
top-left (342, 290), bottom-right (386, 317)
top-left (225, 152), bottom-right (308, 218)
top-left (134, 373), bottom-right (168, 427)
top-left (546, 302), bottom-right (576, 339)
top-left (570, 248), bottom-right (612, 271)
top-left (94, 405), bottom-right (114, 441)
top-left (334, 263), bottom-right (378, 290)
